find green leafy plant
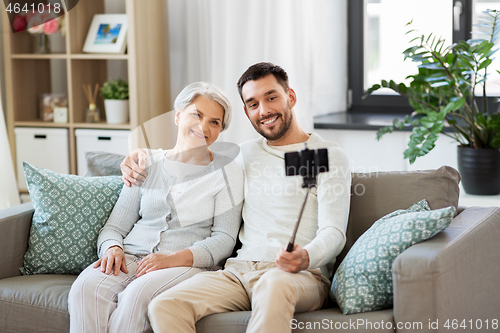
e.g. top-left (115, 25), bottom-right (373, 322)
top-left (364, 9), bottom-right (500, 164)
top-left (100, 78), bottom-right (129, 100)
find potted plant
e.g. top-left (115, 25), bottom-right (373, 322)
top-left (100, 78), bottom-right (129, 124)
top-left (364, 9), bottom-right (500, 195)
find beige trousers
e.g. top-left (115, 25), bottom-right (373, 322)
top-left (148, 259), bottom-right (329, 333)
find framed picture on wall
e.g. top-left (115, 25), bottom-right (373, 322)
top-left (83, 14), bottom-right (128, 54)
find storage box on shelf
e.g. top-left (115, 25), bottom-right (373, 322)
top-left (2, 0), bottom-right (170, 187)
top-left (14, 127), bottom-right (70, 190)
top-left (75, 129), bottom-right (130, 176)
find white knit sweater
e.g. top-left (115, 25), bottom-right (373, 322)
top-left (97, 152), bottom-right (244, 268)
top-left (234, 133), bottom-right (351, 278)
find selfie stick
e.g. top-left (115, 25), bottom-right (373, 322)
top-left (284, 145), bottom-right (329, 253)
top-left (286, 187), bottom-right (311, 252)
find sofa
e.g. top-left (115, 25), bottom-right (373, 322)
top-left (1, 166), bottom-right (499, 333)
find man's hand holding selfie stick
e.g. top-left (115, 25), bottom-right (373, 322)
top-left (276, 146), bottom-right (329, 273)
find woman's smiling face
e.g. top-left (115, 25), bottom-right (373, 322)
top-left (175, 95), bottom-right (225, 148)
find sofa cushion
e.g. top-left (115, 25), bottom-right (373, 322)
top-left (331, 200), bottom-right (455, 315)
top-left (334, 166), bottom-right (460, 273)
top-left (0, 275), bottom-right (75, 333)
top-left (21, 162), bottom-right (123, 275)
top-left (83, 151), bottom-right (125, 177)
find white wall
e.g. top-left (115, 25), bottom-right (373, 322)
top-left (316, 129), bottom-right (458, 173)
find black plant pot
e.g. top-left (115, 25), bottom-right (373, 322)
top-left (457, 146), bottom-right (500, 195)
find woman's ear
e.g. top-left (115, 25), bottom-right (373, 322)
top-left (175, 110), bottom-right (181, 126)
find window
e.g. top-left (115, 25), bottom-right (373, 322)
top-left (349, 0), bottom-right (500, 113)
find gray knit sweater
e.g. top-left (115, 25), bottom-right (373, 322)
top-left (97, 152), bottom-right (244, 268)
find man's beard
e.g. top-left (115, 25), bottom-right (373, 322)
top-left (252, 103), bottom-right (293, 141)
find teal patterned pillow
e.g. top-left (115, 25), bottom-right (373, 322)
top-left (331, 199), bottom-right (455, 314)
top-left (21, 162), bottom-right (123, 275)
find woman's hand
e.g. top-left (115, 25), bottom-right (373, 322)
top-left (136, 253), bottom-right (170, 278)
top-left (120, 148), bottom-right (148, 187)
top-left (93, 246), bottom-right (129, 276)
top-left (136, 249), bottom-right (194, 278)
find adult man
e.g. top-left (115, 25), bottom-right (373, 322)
top-left (121, 62), bottom-right (351, 332)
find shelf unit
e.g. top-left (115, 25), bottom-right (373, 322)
top-left (2, 0), bottom-right (171, 176)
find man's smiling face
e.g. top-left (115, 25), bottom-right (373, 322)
top-left (242, 74), bottom-right (296, 142)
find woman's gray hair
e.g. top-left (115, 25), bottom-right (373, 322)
top-left (174, 82), bottom-right (232, 131)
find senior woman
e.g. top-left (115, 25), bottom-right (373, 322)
top-left (68, 82), bottom-right (244, 333)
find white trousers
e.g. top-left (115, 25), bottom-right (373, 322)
top-left (68, 254), bottom-right (204, 333)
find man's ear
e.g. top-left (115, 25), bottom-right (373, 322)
top-left (288, 88), bottom-right (297, 108)
top-left (244, 106), bottom-right (249, 118)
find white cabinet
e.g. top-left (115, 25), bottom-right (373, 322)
top-left (75, 129), bottom-right (130, 176)
top-left (315, 129), bottom-right (457, 173)
top-left (14, 127), bottom-right (70, 190)
top-left (315, 129), bottom-right (408, 172)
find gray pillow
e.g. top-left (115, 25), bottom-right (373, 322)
top-left (84, 151), bottom-right (125, 177)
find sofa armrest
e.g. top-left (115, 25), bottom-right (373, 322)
top-left (392, 206), bottom-right (500, 333)
top-left (0, 202), bottom-right (34, 279)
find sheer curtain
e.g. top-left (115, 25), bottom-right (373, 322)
top-left (0, 10), bottom-right (20, 209)
top-left (168, 0), bottom-right (347, 144)
top-left (0, 105), bottom-right (20, 209)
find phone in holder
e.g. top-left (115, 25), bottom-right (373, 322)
top-left (285, 147), bottom-right (329, 188)
top-left (284, 147), bottom-right (329, 252)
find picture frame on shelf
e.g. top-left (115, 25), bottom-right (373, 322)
top-left (53, 107), bottom-right (68, 123)
top-left (40, 94), bottom-right (68, 122)
top-left (82, 14), bottom-right (128, 54)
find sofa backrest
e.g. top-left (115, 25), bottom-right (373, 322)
top-left (333, 166), bottom-right (461, 273)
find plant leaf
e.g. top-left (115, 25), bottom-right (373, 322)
top-left (430, 81), bottom-right (450, 87)
top-left (376, 126), bottom-right (394, 140)
top-left (478, 58), bottom-right (493, 70)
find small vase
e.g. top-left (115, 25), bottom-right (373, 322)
top-left (86, 105), bottom-right (100, 123)
top-left (34, 34), bottom-right (51, 54)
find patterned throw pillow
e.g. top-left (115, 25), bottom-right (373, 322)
top-left (21, 162), bottom-right (123, 275)
top-left (331, 199), bottom-right (455, 314)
